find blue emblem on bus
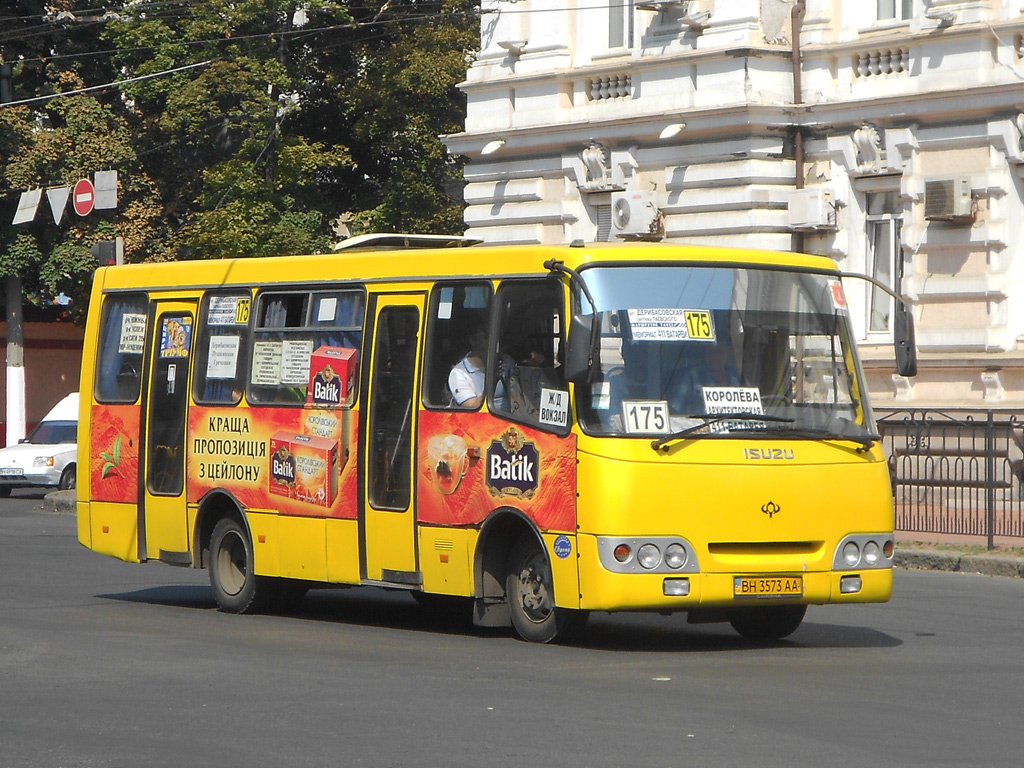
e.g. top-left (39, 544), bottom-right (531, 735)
top-left (553, 535), bottom-right (572, 559)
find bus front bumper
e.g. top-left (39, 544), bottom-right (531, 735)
top-left (576, 535), bottom-right (892, 613)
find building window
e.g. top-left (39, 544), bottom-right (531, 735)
top-left (609, 0), bottom-right (634, 49)
top-left (866, 191), bottom-right (903, 334)
top-left (878, 0), bottom-right (912, 21)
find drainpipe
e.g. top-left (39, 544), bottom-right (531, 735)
top-left (791, 0), bottom-right (806, 253)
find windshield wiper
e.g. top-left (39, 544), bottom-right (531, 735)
top-left (650, 413), bottom-right (794, 452)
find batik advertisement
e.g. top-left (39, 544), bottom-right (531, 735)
top-left (187, 405), bottom-right (358, 518)
top-left (417, 410), bottom-right (577, 532)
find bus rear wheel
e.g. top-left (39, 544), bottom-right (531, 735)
top-left (209, 517), bottom-right (276, 614)
top-left (727, 605), bottom-right (806, 642)
top-left (505, 534), bottom-right (587, 643)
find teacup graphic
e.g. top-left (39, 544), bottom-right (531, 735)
top-left (428, 434), bottom-right (469, 495)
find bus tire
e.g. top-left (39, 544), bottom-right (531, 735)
top-left (209, 517), bottom-right (276, 614)
top-left (505, 534), bottom-right (587, 643)
top-left (727, 604), bottom-right (806, 642)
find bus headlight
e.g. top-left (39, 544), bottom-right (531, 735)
top-left (842, 541), bottom-right (861, 567)
top-left (664, 543), bottom-right (688, 570)
top-left (597, 537), bottom-right (700, 574)
top-left (833, 534), bottom-right (894, 571)
top-left (637, 544), bottom-right (661, 570)
top-left (863, 541), bottom-right (880, 566)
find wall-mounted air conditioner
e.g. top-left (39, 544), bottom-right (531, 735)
top-left (788, 188), bottom-right (836, 231)
top-left (924, 177), bottom-right (973, 221)
top-left (611, 191), bottom-right (663, 239)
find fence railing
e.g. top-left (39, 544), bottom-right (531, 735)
top-left (876, 409), bottom-right (1024, 548)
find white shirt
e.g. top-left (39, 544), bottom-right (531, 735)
top-left (449, 355), bottom-right (507, 409)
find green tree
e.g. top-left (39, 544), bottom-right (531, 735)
top-left (1, 0), bottom-right (479, 309)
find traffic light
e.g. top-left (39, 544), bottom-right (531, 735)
top-left (90, 237), bottom-right (123, 266)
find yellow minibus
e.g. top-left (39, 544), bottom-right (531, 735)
top-left (76, 236), bottom-right (914, 642)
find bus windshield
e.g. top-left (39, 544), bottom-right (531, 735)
top-left (574, 264), bottom-right (876, 443)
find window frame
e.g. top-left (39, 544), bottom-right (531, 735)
top-left (247, 286), bottom-right (365, 407)
top-left (192, 290), bottom-right (253, 406)
top-left (490, 277), bottom-right (572, 435)
top-left (93, 292), bottom-right (149, 404)
top-left (865, 190), bottom-right (904, 338)
top-left (422, 279), bottom-right (495, 411)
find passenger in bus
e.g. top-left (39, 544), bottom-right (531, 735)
top-left (448, 328), bottom-right (507, 409)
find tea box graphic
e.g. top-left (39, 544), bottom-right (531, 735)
top-left (269, 431), bottom-right (339, 507)
top-left (306, 346), bottom-right (357, 408)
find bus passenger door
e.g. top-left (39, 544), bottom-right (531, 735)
top-left (361, 294), bottom-right (424, 584)
top-left (141, 301), bottom-right (196, 564)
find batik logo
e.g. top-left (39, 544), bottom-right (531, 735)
top-left (486, 426), bottom-right (539, 499)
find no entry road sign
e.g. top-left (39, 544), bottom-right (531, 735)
top-left (73, 178), bottom-right (95, 216)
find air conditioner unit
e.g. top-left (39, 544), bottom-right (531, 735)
top-left (611, 191), bottom-right (663, 239)
top-left (788, 188), bottom-right (835, 231)
top-left (924, 177), bottom-right (973, 221)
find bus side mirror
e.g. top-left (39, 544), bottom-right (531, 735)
top-left (565, 313), bottom-right (594, 383)
top-left (894, 302), bottom-right (917, 378)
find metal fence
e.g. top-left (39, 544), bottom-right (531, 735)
top-left (877, 409), bottom-right (1024, 548)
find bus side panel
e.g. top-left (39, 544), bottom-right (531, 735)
top-left (418, 526), bottom-right (473, 596)
top-left (188, 406), bottom-right (358, 520)
top-left (277, 516), bottom-right (328, 581)
top-left (544, 533), bottom-right (582, 610)
top-left (417, 410), bottom-right (577, 532)
top-left (326, 518), bottom-right (361, 584)
top-left (89, 404), bottom-right (141, 504)
top-left (77, 501), bottom-right (91, 549)
top-left (248, 510), bottom-right (280, 577)
top-left (87, 501), bottom-right (141, 562)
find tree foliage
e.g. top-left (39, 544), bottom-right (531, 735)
top-left (0, 0), bottom-right (478, 317)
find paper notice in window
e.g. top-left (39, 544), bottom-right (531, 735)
top-left (207, 335), bottom-right (240, 379)
top-left (280, 339), bottom-right (313, 385)
top-left (118, 313), bottom-right (147, 355)
top-left (251, 341), bottom-right (283, 385)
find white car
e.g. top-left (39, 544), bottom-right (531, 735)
top-left (0, 393), bottom-right (78, 497)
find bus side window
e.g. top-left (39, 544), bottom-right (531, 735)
top-left (492, 278), bottom-right (569, 431)
top-left (248, 288), bottom-right (364, 406)
top-left (94, 293), bottom-right (149, 403)
top-left (422, 281), bottom-right (493, 409)
top-left (192, 292), bottom-right (251, 405)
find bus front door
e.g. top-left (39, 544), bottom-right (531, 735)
top-left (140, 301), bottom-right (196, 564)
top-left (361, 295), bottom-right (424, 584)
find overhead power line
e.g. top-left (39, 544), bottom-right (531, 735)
top-left (0, 59), bottom-right (213, 108)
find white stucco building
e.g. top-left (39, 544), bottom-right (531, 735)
top-left (443, 0), bottom-right (1024, 412)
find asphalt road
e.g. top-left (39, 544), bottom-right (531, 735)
top-left (2, 492), bottom-right (1023, 768)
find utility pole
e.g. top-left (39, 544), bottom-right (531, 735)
top-left (1, 62), bottom-right (26, 446)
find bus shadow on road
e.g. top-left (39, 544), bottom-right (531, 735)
top-left (99, 584), bottom-right (217, 609)
top-left (98, 585), bottom-right (903, 651)
top-left (570, 616), bottom-right (902, 653)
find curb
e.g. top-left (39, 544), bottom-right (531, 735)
top-left (42, 489), bottom-right (76, 515)
top-left (896, 548), bottom-right (1024, 579)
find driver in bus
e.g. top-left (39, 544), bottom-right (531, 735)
top-left (449, 328), bottom-right (508, 410)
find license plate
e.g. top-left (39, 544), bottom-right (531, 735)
top-left (0, 467), bottom-right (23, 477)
top-left (733, 575), bottom-right (803, 598)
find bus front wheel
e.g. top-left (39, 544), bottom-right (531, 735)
top-left (505, 534), bottom-right (587, 643)
top-left (727, 605), bottom-right (806, 642)
top-left (209, 517), bottom-right (275, 614)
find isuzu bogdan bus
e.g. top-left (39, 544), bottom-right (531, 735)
top-left (76, 236), bottom-right (916, 643)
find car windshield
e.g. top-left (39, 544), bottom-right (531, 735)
top-left (573, 264), bottom-right (876, 442)
top-left (26, 420), bottom-right (77, 445)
